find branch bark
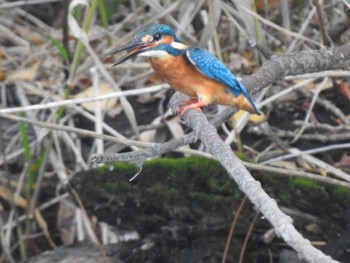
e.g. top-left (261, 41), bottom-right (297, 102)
top-left (168, 93), bottom-right (337, 263)
top-left (244, 44), bottom-right (350, 96)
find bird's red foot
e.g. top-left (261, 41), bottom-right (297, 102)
top-left (177, 100), bottom-right (207, 116)
top-left (176, 99), bottom-right (198, 114)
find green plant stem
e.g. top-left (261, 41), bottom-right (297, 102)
top-left (19, 114), bottom-right (31, 162)
top-left (19, 114), bottom-right (35, 199)
top-left (250, 0), bottom-right (265, 64)
top-left (70, 0), bottom-right (99, 80)
top-left (98, 0), bottom-right (112, 45)
top-left (16, 219), bottom-right (27, 260)
top-left (56, 86), bottom-right (72, 123)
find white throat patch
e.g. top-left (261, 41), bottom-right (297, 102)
top-left (137, 41), bottom-right (187, 58)
top-left (137, 50), bottom-right (168, 58)
top-left (171, 42), bottom-right (188, 50)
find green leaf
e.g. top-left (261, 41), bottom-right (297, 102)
top-left (106, 0), bottom-right (124, 20)
top-left (19, 114), bottom-right (31, 162)
top-left (29, 153), bottom-right (46, 186)
top-left (98, 0), bottom-right (112, 45)
top-left (49, 36), bottom-right (69, 64)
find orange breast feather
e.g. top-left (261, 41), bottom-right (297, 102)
top-left (148, 55), bottom-right (255, 113)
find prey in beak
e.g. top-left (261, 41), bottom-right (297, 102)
top-left (108, 37), bottom-right (153, 68)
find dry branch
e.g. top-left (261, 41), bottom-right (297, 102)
top-left (245, 44), bottom-right (350, 95)
top-left (168, 95), bottom-right (336, 263)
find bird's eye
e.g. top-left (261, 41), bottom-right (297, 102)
top-left (153, 33), bottom-right (162, 41)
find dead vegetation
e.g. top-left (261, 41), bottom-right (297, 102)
top-left (0, 0), bottom-right (350, 262)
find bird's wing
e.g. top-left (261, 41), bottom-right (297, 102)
top-left (185, 48), bottom-right (244, 96)
top-left (185, 47), bottom-right (258, 113)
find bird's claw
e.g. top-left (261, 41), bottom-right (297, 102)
top-left (177, 104), bottom-right (202, 116)
top-left (176, 99), bottom-right (206, 116)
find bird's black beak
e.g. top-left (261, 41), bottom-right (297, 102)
top-left (108, 38), bottom-right (150, 68)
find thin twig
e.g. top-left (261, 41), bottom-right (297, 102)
top-left (292, 120), bottom-right (350, 131)
top-left (0, 0), bottom-right (60, 9)
top-left (292, 77), bottom-right (329, 142)
top-left (260, 143), bottom-right (350, 166)
top-left (221, 195), bottom-right (247, 263)
top-left (285, 70), bottom-right (350, 80)
top-left (239, 5), bottom-right (324, 48)
top-left (238, 212), bottom-right (259, 263)
top-left (287, 6), bottom-right (316, 52)
top-left (0, 84), bottom-right (168, 114)
top-left (0, 112), bottom-right (213, 160)
top-left (312, 0), bottom-right (332, 46)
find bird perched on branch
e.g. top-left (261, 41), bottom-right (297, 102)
top-left (109, 24), bottom-right (259, 116)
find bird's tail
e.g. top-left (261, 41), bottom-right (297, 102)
top-left (236, 81), bottom-right (260, 115)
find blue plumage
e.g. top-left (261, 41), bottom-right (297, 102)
top-left (135, 24), bottom-right (180, 42)
top-left (185, 47), bottom-right (259, 114)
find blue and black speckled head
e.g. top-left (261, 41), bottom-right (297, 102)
top-left (109, 24), bottom-right (184, 67)
top-left (134, 24), bottom-right (180, 42)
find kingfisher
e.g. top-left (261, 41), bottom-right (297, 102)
top-left (109, 24), bottom-right (259, 115)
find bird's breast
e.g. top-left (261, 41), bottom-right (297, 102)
top-left (147, 55), bottom-right (256, 112)
top-left (148, 55), bottom-right (224, 100)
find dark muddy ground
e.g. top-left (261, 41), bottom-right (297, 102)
top-left (21, 157), bottom-right (350, 263)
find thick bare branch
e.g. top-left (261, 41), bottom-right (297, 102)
top-left (168, 93), bottom-right (338, 263)
top-left (243, 44), bottom-right (350, 96)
